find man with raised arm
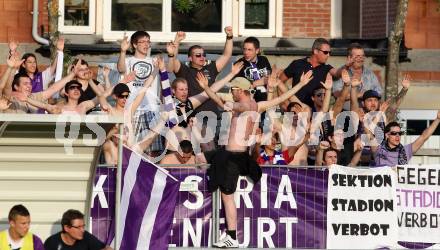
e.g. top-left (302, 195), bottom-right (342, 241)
top-left (117, 31), bottom-right (163, 156)
top-left (195, 71), bottom-right (313, 248)
top-left (166, 27), bottom-right (233, 115)
top-left (1, 58), bottom-right (81, 114)
top-left (372, 112), bottom-right (440, 167)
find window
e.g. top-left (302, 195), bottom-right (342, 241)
top-left (59, 0), bottom-right (96, 34)
top-left (331, 0), bottom-right (397, 39)
top-left (102, 0), bottom-right (233, 42)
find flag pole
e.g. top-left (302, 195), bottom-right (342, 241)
top-left (115, 123), bottom-right (124, 250)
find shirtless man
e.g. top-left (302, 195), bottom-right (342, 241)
top-left (26, 79), bottom-right (100, 114)
top-left (196, 71), bottom-right (313, 247)
top-left (159, 140), bottom-right (195, 166)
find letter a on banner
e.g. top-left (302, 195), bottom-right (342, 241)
top-left (326, 165), bottom-right (398, 249)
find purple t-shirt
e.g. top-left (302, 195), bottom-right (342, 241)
top-left (374, 143), bottom-right (413, 167)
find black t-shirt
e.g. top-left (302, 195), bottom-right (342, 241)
top-left (234, 55), bottom-right (272, 102)
top-left (176, 61), bottom-right (219, 116)
top-left (283, 57), bottom-right (333, 107)
top-left (44, 231), bottom-right (106, 250)
top-left (79, 80), bottom-right (100, 103)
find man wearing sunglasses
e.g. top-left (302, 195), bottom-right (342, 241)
top-left (372, 112), bottom-right (440, 167)
top-left (44, 209), bottom-right (112, 250)
top-left (279, 38), bottom-right (345, 107)
top-left (332, 43), bottom-right (382, 111)
top-left (166, 27), bottom-right (233, 116)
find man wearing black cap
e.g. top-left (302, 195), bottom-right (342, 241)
top-left (350, 75), bottom-right (411, 166)
top-left (26, 80), bottom-right (101, 114)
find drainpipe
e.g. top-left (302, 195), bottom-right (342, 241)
top-left (32, 0), bottom-right (50, 45)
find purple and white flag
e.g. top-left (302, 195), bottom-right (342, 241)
top-left (108, 146), bottom-right (179, 250)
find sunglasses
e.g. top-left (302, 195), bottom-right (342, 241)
top-left (117, 94), bottom-right (130, 99)
top-left (70, 224), bottom-right (85, 229)
top-left (318, 49), bottom-right (331, 55)
top-left (193, 53), bottom-right (206, 58)
top-left (68, 85), bottom-right (82, 91)
top-left (389, 131), bottom-right (404, 136)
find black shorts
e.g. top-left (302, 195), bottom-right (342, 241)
top-left (205, 149), bottom-right (261, 195)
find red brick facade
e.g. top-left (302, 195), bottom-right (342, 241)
top-left (0, 0), bottom-right (48, 43)
top-left (283, 0), bottom-right (331, 38)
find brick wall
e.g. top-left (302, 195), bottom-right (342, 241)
top-left (405, 0), bottom-right (440, 49)
top-left (0, 0), bottom-right (49, 43)
top-left (283, 0), bottom-right (331, 38)
top-left (361, 0), bottom-right (397, 38)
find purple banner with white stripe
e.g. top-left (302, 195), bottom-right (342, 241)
top-left (98, 147), bottom-right (179, 250)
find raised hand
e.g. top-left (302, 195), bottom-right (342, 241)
top-left (267, 69), bottom-right (279, 89)
top-left (166, 41), bottom-right (176, 56)
top-left (196, 72), bottom-right (208, 89)
top-left (351, 77), bottom-right (362, 87)
top-left (120, 34), bottom-right (130, 52)
top-left (319, 140), bottom-right (330, 150)
top-left (320, 73), bottom-right (333, 90)
top-left (299, 70), bottom-right (313, 85)
top-left (7, 55), bottom-right (24, 69)
top-left (156, 55), bottom-right (166, 71)
top-left (102, 66), bottom-right (111, 78)
top-left (231, 61), bottom-right (244, 75)
top-left (174, 31), bottom-right (186, 43)
top-left (401, 74), bottom-right (411, 89)
top-left (379, 99), bottom-right (390, 113)
top-left (341, 69), bottom-right (351, 84)
top-left (8, 40), bottom-right (18, 52)
top-left (224, 26), bottom-right (233, 36)
top-left (0, 96), bottom-right (11, 111)
top-left (56, 37), bottom-right (65, 51)
top-left (71, 59), bottom-right (84, 75)
top-left (345, 55), bottom-right (354, 68)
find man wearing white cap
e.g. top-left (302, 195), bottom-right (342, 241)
top-left (196, 71), bottom-right (313, 248)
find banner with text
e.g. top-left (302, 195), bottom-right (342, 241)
top-left (396, 165), bottom-right (440, 243)
top-left (91, 167), bottom-right (328, 248)
top-left (326, 165), bottom-right (398, 249)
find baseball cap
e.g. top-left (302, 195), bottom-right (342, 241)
top-left (64, 80), bottom-right (82, 92)
top-left (113, 83), bottom-right (130, 96)
top-left (362, 90), bottom-right (381, 101)
top-left (230, 77), bottom-right (251, 91)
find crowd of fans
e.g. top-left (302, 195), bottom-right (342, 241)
top-left (1, 28), bottom-right (439, 168)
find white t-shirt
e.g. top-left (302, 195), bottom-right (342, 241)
top-left (7, 231), bottom-right (23, 250)
top-left (123, 56), bottom-right (161, 112)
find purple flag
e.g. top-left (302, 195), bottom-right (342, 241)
top-left (107, 146), bottom-right (179, 250)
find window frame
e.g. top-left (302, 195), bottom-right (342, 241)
top-left (237, 0), bottom-right (277, 37)
top-left (58, 0), bottom-right (96, 34)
